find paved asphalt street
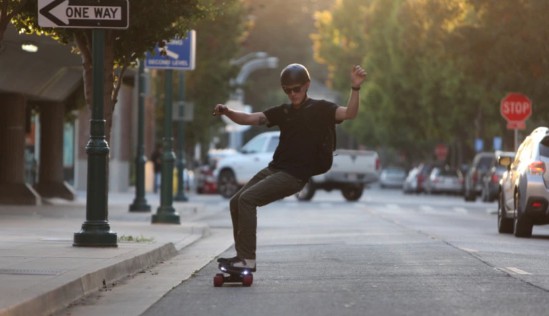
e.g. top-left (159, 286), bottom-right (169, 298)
top-left (6, 188), bottom-right (549, 316)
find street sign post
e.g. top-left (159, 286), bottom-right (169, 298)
top-left (500, 92), bottom-right (532, 150)
top-left (146, 31), bottom-right (196, 220)
top-left (37, 0), bottom-right (130, 246)
top-left (38, 0), bottom-right (129, 29)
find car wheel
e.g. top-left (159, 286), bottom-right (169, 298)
top-left (464, 187), bottom-right (475, 202)
top-left (341, 185), bottom-right (363, 202)
top-left (497, 191), bottom-right (513, 234)
top-left (513, 191), bottom-right (533, 238)
top-left (217, 169), bottom-right (239, 199)
top-left (295, 180), bottom-right (316, 201)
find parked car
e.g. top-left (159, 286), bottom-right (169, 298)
top-left (424, 166), bottom-right (463, 195)
top-left (379, 167), bottom-right (407, 188)
top-left (498, 127), bottom-right (549, 237)
top-left (480, 151), bottom-right (515, 202)
top-left (214, 131), bottom-right (381, 201)
top-left (402, 163), bottom-right (435, 194)
top-left (214, 132), bottom-right (280, 198)
top-left (463, 152), bottom-right (496, 201)
top-left (195, 149), bottom-right (237, 194)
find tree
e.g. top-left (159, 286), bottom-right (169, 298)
top-left (183, 0), bottom-right (249, 160)
top-left (0, 0), bottom-right (27, 42)
top-left (450, 0), bottom-right (549, 148)
top-left (12, 0), bottom-right (224, 142)
top-left (238, 0), bottom-right (335, 112)
top-left (315, 0), bottom-right (549, 162)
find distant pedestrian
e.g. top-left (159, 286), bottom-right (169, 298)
top-left (151, 144), bottom-right (162, 193)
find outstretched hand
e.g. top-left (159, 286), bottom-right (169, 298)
top-left (351, 65), bottom-right (367, 88)
top-left (212, 104), bottom-right (228, 116)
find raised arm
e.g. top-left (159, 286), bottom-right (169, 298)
top-left (213, 104), bottom-right (269, 126)
top-left (335, 65), bottom-right (367, 121)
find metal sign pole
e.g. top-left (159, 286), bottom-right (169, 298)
top-left (152, 69), bottom-right (180, 224)
top-left (74, 29), bottom-right (117, 247)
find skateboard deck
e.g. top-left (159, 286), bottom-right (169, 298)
top-left (213, 262), bottom-right (253, 287)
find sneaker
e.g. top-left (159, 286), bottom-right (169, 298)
top-left (219, 256), bottom-right (256, 272)
top-left (217, 256), bottom-right (237, 264)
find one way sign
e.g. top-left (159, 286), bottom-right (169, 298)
top-left (38, 0), bottom-right (129, 29)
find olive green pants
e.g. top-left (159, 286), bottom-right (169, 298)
top-left (229, 167), bottom-right (306, 260)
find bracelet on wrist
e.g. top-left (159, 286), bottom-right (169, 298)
top-left (351, 86), bottom-right (360, 91)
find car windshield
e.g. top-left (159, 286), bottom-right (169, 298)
top-left (477, 156), bottom-right (494, 170)
top-left (440, 169), bottom-right (459, 177)
top-left (539, 136), bottom-right (549, 158)
top-left (266, 136), bottom-right (279, 153)
top-left (385, 168), bottom-right (405, 175)
top-left (240, 134), bottom-right (279, 154)
top-left (240, 135), bottom-right (267, 154)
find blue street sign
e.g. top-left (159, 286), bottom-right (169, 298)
top-left (475, 138), bottom-right (484, 152)
top-left (145, 31), bottom-right (196, 70)
top-left (493, 137), bottom-right (502, 151)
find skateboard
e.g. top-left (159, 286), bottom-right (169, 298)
top-left (213, 262), bottom-right (253, 287)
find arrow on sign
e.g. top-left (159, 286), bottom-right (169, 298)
top-left (40, 0), bottom-right (66, 26)
top-left (38, 0), bottom-right (128, 29)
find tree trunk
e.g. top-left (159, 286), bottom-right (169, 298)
top-left (74, 30), bottom-right (126, 145)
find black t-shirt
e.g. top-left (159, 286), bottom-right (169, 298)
top-left (263, 98), bottom-right (338, 181)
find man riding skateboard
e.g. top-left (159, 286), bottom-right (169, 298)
top-left (212, 63), bottom-right (367, 272)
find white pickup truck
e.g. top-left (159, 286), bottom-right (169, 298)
top-left (213, 131), bottom-right (380, 201)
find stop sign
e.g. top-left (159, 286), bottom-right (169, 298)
top-left (500, 93), bottom-right (532, 122)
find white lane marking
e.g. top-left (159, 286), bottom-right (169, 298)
top-left (420, 205), bottom-right (435, 214)
top-left (486, 208), bottom-right (498, 215)
top-left (454, 207), bottom-right (468, 214)
top-left (502, 267), bottom-right (532, 275)
top-left (458, 247), bottom-right (478, 253)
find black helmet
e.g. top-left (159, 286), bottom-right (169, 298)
top-left (280, 63), bottom-right (310, 86)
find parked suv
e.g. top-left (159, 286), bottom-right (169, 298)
top-left (480, 151), bottom-right (515, 202)
top-left (463, 152), bottom-right (496, 201)
top-left (498, 127), bottom-right (549, 237)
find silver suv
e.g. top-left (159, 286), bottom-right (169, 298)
top-left (498, 127), bottom-right (549, 237)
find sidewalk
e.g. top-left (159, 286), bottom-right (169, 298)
top-left (0, 190), bottom-right (217, 316)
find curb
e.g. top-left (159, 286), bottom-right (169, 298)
top-left (0, 232), bottom-right (205, 316)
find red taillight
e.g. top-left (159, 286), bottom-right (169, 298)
top-left (491, 174), bottom-right (500, 184)
top-left (531, 201), bottom-right (544, 209)
top-left (376, 158), bottom-right (381, 171)
top-left (528, 161), bottom-right (545, 175)
top-left (472, 171), bottom-right (478, 183)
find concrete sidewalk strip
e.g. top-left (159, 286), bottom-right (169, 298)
top-left (1, 243), bottom-right (178, 316)
top-left (0, 194), bottom-right (215, 316)
top-left (0, 225), bottom-right (206, 316)
top-left (61, 229), bottom-right (234, 316)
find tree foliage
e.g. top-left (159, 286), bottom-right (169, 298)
top-left (312, 0), bottom-right (549, 165)
top-left (0, 0), bottom-right (28, 42)
top-left (238, 0), bottom-right (335, 110)
top-left (183, 0), bottom-right (249, 159)
top-left (11, 0), bottom-right (224, 141)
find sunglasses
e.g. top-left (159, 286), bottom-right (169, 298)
top-left (282, 84), bottom-right (303, 95)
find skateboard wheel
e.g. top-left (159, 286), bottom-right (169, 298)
top-left (242, 274), bottom-right (253, 287)
top-left (213, 274), bottom-right (224, 287)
